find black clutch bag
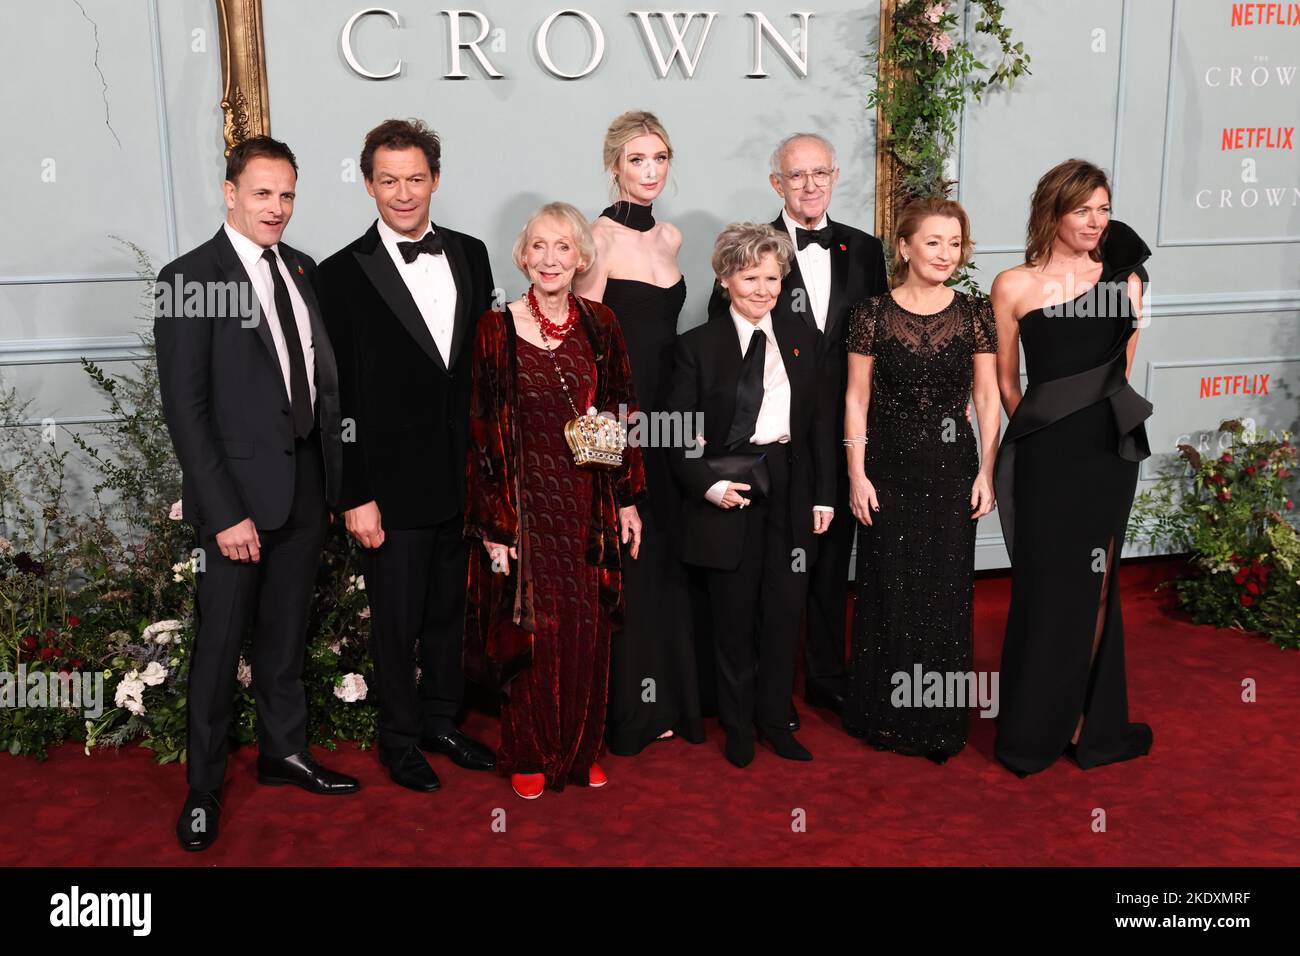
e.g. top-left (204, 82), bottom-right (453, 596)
top-left (705, 452), bottom-right (770, 501)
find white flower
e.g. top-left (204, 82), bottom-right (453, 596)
top-left (142, 619), bottom-right (183, 645)
top-left (328, 640), bottom-right (343, 654)
top-left (169, 500), bottom-right (184, 520)
top-left (236, 657), bottom-right (252, 688)
top-left (930, 31), bottom-right (953, 55)
top-left (139, 661), bottom-right (168, 686)
top-left (0, 535), bottom-right (13, 555)
top-left (334, 672), bottom-right (368, 703)
top-left (114, 675), bottom-right (146, 716)
top-left (346, 574), bottom-right (366, 593)
top-left (358, 606), bottom-right (371, 620)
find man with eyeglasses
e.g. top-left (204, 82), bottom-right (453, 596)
top-left (709, 132), bottom-right (888, 727)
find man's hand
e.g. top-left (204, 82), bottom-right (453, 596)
top-left (620, 505), bottom-right (642, 560)
top-left (216, 517), bottom-right (261, 563)
top-left (344, 500), bottom-right (385, 549)
top-left (812, 509), bottom-right (834, 535)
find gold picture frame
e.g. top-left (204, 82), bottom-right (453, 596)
top-left (215, 0), bottom-right (901, 226)
top-left (216, 0), bottom-right (271, 155)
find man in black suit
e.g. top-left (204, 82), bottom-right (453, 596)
top-left (708, 133), bottom-right (888, 721)
top-left (317, 119), bottom-right (496, 792)
top-left (155, 136), bottom-right (360, 853)
top-left (671, 223), bottom-right (835, 767)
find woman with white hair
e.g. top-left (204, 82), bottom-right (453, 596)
top-left (464, 202), bottom-right (645, 799)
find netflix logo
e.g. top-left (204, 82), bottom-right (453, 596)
top-left (1221, 126), bottom-right (1295, 149)
top-left (1231, 3), bottom-right (1300, 26)
top-left (1199, 373), bottom-right (1271, 397)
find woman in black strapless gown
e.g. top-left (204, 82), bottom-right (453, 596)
top-left (992, 160), bottom-right (1154, 776)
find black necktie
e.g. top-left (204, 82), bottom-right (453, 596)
top-left (795, 225), bottom-right (832, 250)
top-left (725, 328), bottom-right (767, 449)
top-left (261, 248), bottom-right (313, 440)
top-left (396, 231), bottom-right (445, 263)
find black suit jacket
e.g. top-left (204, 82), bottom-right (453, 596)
top-left (154, 226), bottom-right (342, 533)
top-left (317, 220), bottom-right (495, 529)
top-left (708, 213), bottom-right (887, 489)
top-left (665, 311), bottom-right (835, 571)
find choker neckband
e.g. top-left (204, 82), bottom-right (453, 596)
top-left (600, 201), bottom-right (655, 232)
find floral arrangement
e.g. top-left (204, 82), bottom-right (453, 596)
top-left (0, 243), bottom-right (380, 761)
top-left (1128, 419), bottom-right (1300, 649)
top-left (868, 0), bottom-right (1031, 294)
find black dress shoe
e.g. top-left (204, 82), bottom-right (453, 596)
top-left (257, 750), bottom-right (360, 794)
top-left (805, 678), bottom-right (846, 715)
top-left (787, 704), bottom-right (801, 733)
top-left (176, 788), bottom-right (221, 852)
top-left (725, 730), bottom-right (755, 769)
top-left (380, 745), bottom-right (441, 792)
top-left (420, 728), bottom-right (496, 771)
top-left (762, 731), bottom-right (813, 761)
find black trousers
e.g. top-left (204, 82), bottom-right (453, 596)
top-left (187, 435), bottom-right (327, 792)
top-left (359, 513), bottom-right (468, 750)
top-left (702, 445), bottom-right (809, 739)
top-left (803, 459), bottom-right (854, 683)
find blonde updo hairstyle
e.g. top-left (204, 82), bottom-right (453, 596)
top-left (603, 110), bottom-right (675, 202)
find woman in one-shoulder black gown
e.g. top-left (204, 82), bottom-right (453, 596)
top-left (992, 160), bottom-right (1154, 776)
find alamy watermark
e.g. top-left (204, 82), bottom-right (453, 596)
top-left (891, 665), bottom-right (999, 719)
top-left (1, 666), bottom-right (104, 719)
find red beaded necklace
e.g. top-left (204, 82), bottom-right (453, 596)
top-left (526, 286), bottom-right (578, 341)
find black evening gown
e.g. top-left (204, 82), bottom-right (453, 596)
top-left (603, 275), bottom-right (706, 753)
top-left (993, 220), bottom-right (1155, 775)
top-left (842, 291), bottom-right (997, 757)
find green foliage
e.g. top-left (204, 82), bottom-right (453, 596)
top-left (868, 0), bottom-right (1032, 297)
top-left (1129, 420), bottom-right (1300, 649)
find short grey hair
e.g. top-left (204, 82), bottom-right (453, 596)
top-left (511, 201), bottom-right (596, 277)
top-left (769, 132), bottom-right (838, 176)
top-left (711, 222), bottom-right (794, 292)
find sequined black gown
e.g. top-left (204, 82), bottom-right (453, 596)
top-left (842, 290), bottom-right (997, 757)
top-left (602, 274), bottom-right (706, 754)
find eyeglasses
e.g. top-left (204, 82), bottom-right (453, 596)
top-left (780, 167), bottom-right (835, 188)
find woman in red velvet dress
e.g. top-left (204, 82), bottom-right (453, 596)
top-left (464, 202), bottom-right (645, 800)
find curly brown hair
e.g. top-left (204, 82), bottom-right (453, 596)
top-left (360, 118), bottom-right (441, 181)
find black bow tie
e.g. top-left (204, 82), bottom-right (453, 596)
top-left (396, 231), bottom-right (444, 263)
top-left (795, 225), bottom-right (832, 250)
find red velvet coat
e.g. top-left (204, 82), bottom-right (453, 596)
top-left (464, 296), bottom-right (646, 690)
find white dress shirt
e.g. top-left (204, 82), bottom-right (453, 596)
top-left (377, 216), bottom-right (457, 366)
top-left (704, 308), bottom-right (831, 513)
top-left (782, 209), bottom-right (831, 332)
top-left (223, 222), bottom-right (317, 411)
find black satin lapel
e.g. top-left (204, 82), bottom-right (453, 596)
top-left (354, 245), bottom-right (447, 372)
top-left (213, 227), bottom-right (282, 389)
top-left (439, 228), bottom-right (472, 368)
top-left (825, 225), bottom-right (851, 338)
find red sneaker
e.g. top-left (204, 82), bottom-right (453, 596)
top-left (588, 763), bottom-right (608, 788)
top-left (511, 773), bottom-right (545, 800)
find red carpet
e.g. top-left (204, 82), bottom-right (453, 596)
top-left (3, 557), bottom-right (1298, 867)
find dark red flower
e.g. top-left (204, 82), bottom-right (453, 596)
top-left (50, 647), bottom-right (63, 658)
top-left (21, 635), bottom-right (38, 650)
top-left (1246, 582), bottom-right (1261, 595)
top-left (1287, 500), bottom-right (1295, 511)
top-left (58, 666), bottom-right (71, 676)
top-left (71, 658), bottom-right (84, 669)
top-left (1222, 452), bottom-right (1234, 463)
top-left (44, 628), bottom-right (56, 639)
top-left (1278, 468), bottom-right (1291, 478)
top-left (1246, 465), bottom-right (1256, 475)
top-left (1233, 569), bottom-right (1248, 584)
top-left (1216, 490), bottom-right (1232, 502)
top-left (1240, 595), bottom-right (1254, 606)
top-left (67, 615), bottom-right (80, 628)
top-left (39, 647), bottom-right (54, 660)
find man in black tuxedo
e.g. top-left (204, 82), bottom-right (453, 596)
top-left (708, 133), bottom-right (888, 722)
top-left (155, 136), bottom-right (359, 853)
top-left (672, 223), bottom-right (835, 767)
top-left (317, 119), bottom-right (496, 792)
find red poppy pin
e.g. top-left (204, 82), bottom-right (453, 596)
top-left (839, 243), bottom-right (847, 251)
top-left (297, 265), bottom-right (305, 275)
top-left (793, 347), bottom-right (801, 357)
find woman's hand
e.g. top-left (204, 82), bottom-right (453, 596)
top-left (620, 505), bottom-right (642, 560)
top-left (483, 540), bottom-right (518, 573)
top-left (849, 474), bottom-right (880, 526)
top-left (970, 473), bottom-right (996, 520)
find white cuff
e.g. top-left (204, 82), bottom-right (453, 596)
top-left (705, 480), bottom-right (730, 507)
top-left (813, 505), bottom-right (834, 513)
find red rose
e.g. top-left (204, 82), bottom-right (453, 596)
top-left (45, 628), bottom-right (56, 639)
top-left (1246, 582), bottom-right (1261, 595)
top-left (1246, 466), bottom-right (1256, 475)
top-left (71, 658), bottom-right (84, 669)
top-left (21, 635), bottom-right (38, 650)
top-left (1231, 552), bottom-right (1244, 564)
top-left (1287, 500), bottom-right (1295, 511)
top-left (50, 647), bottom-right (63, 658)
top-left (1233, 569), bottom-right (1248, 584)
top-left (68, 615), bottom-right (80, 628)
top-left (1240, 595), bottom-right (1254, 606)
top-left (1222, 452), bottom-right (1234, 463)
top-left (39, 647), bottom-right (54, 660)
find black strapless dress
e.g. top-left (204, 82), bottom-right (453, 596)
top-left (602, 276), bottom-right (706, 754)
top-left (993, 220), bottom-right (1155, 775)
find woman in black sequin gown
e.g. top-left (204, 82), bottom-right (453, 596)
top-left (575, 111), bottom-right (705, 754)
top-left (842, 199), bottom-right (1001, 761)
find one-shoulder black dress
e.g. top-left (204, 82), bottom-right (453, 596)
top-left (603, 275), bottom-right (706, 754)
top-left (993, 220), bottom-right (1155, 775)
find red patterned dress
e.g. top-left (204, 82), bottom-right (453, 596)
top-left (501, 329), bottom-right (606, 787)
